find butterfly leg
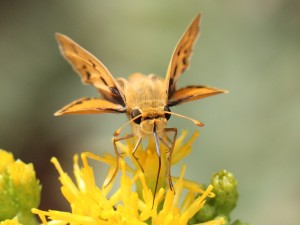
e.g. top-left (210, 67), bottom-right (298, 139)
top-left (162, 127), bottom-right (177, 192)
top-left (131, 137), bottom-right (144, 172)
top-left (162, 133), bottom-right (173, 149)
top-left (113, 133), bottom-right (134, 158)
top-left (159, 137), bottom-right (172, 150)
top-left (105, 134), bottom-right (134, 187)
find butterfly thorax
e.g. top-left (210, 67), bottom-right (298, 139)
top-left (122, 73), bottom-right (169, 137)
top-left (124, 73), bottom-right (168, 109)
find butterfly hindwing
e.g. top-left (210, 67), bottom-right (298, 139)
top-left (56, 33), bottom-right (125, 105)
top-left (165, 14), bottom-right (201, 97)
top-left (168, 86), bottom-right (227, 107)
top-left (54, 97), bottom-right (126, 116)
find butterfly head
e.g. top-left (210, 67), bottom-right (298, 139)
top-left (130, 106), bottom-right (171, 136)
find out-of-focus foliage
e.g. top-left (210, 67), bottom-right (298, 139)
top-left (0, 1), bottom-right (299, 224)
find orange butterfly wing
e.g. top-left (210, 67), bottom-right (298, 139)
top-left (165, 14), bottom-right (201, 98)
top-left (54, 97), bottom-right (125, 116)
top-left (56, 33), bottom-right (125, 105)
top-left (168, 86), bottom-right (227, 107)
top-left (166, 14), bottom-right (227, 106)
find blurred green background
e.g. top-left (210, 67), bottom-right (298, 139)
top-left (1, 1), bottom-right (299, 224)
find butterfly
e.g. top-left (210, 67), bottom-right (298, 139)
top-left (55, 14), bottom-right (227, 201)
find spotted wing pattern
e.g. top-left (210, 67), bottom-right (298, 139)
top-left (56, 33), bottom-right (125, 105)
top-left (165, 14), bottom-right (201, 98)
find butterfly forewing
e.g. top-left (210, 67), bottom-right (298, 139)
top-left (165, 14), bottom-right (201, 97)
top-left (54, 97), bottom-right (126, 116)
top-left (56, 33), bottom-right (125, 105)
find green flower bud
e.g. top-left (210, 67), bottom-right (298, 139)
top-left (0, 150), bottom-right (18, 220)
top-left (188, 203), bottom-right (216, 224)
top-left (189, 170), bottom-right (241, 224)
top-left (211, 170), bottom-right (239, 216)
top-left (230, 219), bottom-right (249, 225)
top-left (0, 174), bottom-right (19, 220)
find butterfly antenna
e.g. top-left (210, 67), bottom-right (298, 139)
top-left (152, 124), bottom-right (161, 209)
top-left (114, 114), bottom-right (143, 136)
top-left (164, 111), bottom-right (205, 127)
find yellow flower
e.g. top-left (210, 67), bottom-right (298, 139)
top-left (32, 132), bottom-right (225, 225)
top-left (0, 149), bottom-right (41, 225)
top-left (117, 130), bottom-right (199, 194)
top-left (0, 150), bottom-right (14, 174)
top-left (0, 218), bottom-right (22, 225)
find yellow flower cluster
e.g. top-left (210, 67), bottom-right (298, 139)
top-left (32, 132), bottom-right (225, 225)
top-left (0, 149), bottom-right (40, 225)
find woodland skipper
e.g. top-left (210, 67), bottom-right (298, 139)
top-left (55, 14), bottom-right (227, 201)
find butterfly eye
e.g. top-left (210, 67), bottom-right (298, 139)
top-left (131, 108), bottom-right (142, 124)
top-left (164, 106), bottom-right (171, 120)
